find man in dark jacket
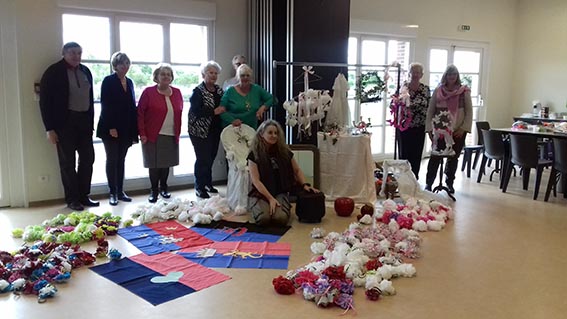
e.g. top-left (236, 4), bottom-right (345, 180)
top-left (39, 42), bottom-right (99, 211)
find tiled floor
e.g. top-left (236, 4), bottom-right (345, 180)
top-left (1, 161), bottom-right (567, 319)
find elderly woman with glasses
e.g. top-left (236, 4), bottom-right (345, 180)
top-left (138, 63), bottom-right (184, 203)
top-left (222, 54), bottom-right (246, 91)
top-left (219, 64), bottom-right (273, 129)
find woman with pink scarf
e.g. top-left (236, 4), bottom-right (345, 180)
top-left (424, 65), bottom-right (472, 193)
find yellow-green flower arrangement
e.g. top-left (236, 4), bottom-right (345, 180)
top-left (12, 211), bottom-right (122, 244)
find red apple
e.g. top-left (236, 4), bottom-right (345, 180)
top-left (334, 197), bottom-right (355, 217)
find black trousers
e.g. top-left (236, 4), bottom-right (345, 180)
top-left (190, 132), bottom-right (220, 191)
top-left (397, 127), bottom-right (426, 180)
top-left (102, 138), bottom-right (131, 195)
top-left (55, 111), bottom-right (95, 204)
top-left (426, 132), bottom-right (467, 186)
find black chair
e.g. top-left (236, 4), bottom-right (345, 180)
top-left (461, 121), bottom-right (490, 178)
top-left (544, 138), bottom-right (567, 201)
top-left (502, 133), bottom-right (552, 200)
top-left (476, 129), bottom-right (505, 185)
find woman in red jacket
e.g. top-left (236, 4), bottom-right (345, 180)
top-left (138, 63), bottom-right (183, 202)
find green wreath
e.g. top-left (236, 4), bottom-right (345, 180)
top-left (355, 71), bottom-right (386, 103)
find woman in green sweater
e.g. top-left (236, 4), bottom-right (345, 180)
top-left (220, 64), bottom-right (273, 129)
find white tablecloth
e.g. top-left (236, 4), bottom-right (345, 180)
top-left (317, 132), bottom-right (376, 203)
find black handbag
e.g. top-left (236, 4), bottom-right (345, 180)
top-left (295, 190), bottom-right (326, 223)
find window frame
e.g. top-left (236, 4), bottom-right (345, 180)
top-left (348, 33), bottom-right (414, 158)
top-left (61, 9), bottom-right (214, 191)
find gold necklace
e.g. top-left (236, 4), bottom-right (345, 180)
top-left (245, 96), bottom-right (251, 110)
top-left (239, 85), bottom-right (251, 110)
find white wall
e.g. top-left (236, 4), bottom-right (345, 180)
top-left (8, 0), bottom-right (567, 204)
top-left (0, 0), bottom-right (27, 207)
top-left (513, 0), bottom-right (567, 116)
top-left (350, 0), bottom-right (518, 128)
top-left (8, 0), bottom-right (247, 203)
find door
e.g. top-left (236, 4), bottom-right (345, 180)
top-left (428, 40), bottom-right (488, 148)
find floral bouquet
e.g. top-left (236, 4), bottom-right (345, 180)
top-left (431, 111), bottom-right (455, 156)
top-left (387, 86), bottom-right (412, 131)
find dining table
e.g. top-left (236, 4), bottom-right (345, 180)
top-left (491, 127), bottom-right (567, 193)
top-left (492, 127), bottom-right (567, 139)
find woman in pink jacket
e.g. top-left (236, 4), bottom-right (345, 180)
top-left (138, 63), bottom-right (183, 202)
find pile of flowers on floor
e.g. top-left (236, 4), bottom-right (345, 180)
top-left (131, 196), bottom-right (230, 225)
top-left (12, 211), bottom-right (122, 244)
top-left (272, 197), bottom-right (453, 311)
top-left (3, 211), bottom-right (124, 302)
top-left (0, 240), bottom-right (121, 303)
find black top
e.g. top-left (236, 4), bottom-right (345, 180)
top-left (96, 73), bottom-right (139, 143)
top-left (248, 149), bottom-right (295, 196)
top-left (39, 59), bottom-right (94, 131)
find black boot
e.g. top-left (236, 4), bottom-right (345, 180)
top-left (109, 193), bottom-right (118, 206)
top-left (148, 189), bottom-right (159, 203)
top-left (159, 168), bottom-right (171, 198)
top-left (117, 191), bottom-right (132, 202)
top-left (446, 180), bottom-right (455, 194)
top-left (196, 188), bottom-right (210, 199)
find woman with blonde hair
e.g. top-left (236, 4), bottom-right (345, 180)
top-left (220, 64), bottom-right (272, 129)
top-left (247, 120), bottom-right (319, 226)
top-left (97, 52), bottom-right (138, 205)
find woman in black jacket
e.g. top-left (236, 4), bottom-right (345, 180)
top-left (96, 52), bottom-right (138, 205)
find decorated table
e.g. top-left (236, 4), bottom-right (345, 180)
top-left (492, 127), bottom-right (567, 139)
top-left (513, 116), bottom-right (567, 125)
top-left (317, 132), bottom-right (376, 203)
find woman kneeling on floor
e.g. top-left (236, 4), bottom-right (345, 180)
top-left (248, 120), bottom-right (320, 226)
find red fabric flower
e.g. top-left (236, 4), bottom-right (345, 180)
top-left (0, 251), bottom-right (13, 264)
top-left (322, 266), bottom-right (346, 280)
top-left (293, 270), bottom-right (319, 288)
top-left (381, 211), bottom-right (394, 224)
top-left (365, 259), bottom-right (381, 271)
top-left (396, 215), bottom-right (414, 229)
top-left (272, 276), bottom-right (295, 295)
top-left (365, 287), bottom-right (381, 301)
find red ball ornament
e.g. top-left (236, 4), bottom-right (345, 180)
top-left (360, 204), bottom-right (374, 216)
top-left (334, 197), bottom-right (355, 217)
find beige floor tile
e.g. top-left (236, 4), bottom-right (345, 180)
top-left (1, 161), bottom-right (567, 319)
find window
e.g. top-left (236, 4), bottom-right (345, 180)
top-left (62, 12), bottom-right (211, 187)
top-left (348, 35), bottom-right (411, 157)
